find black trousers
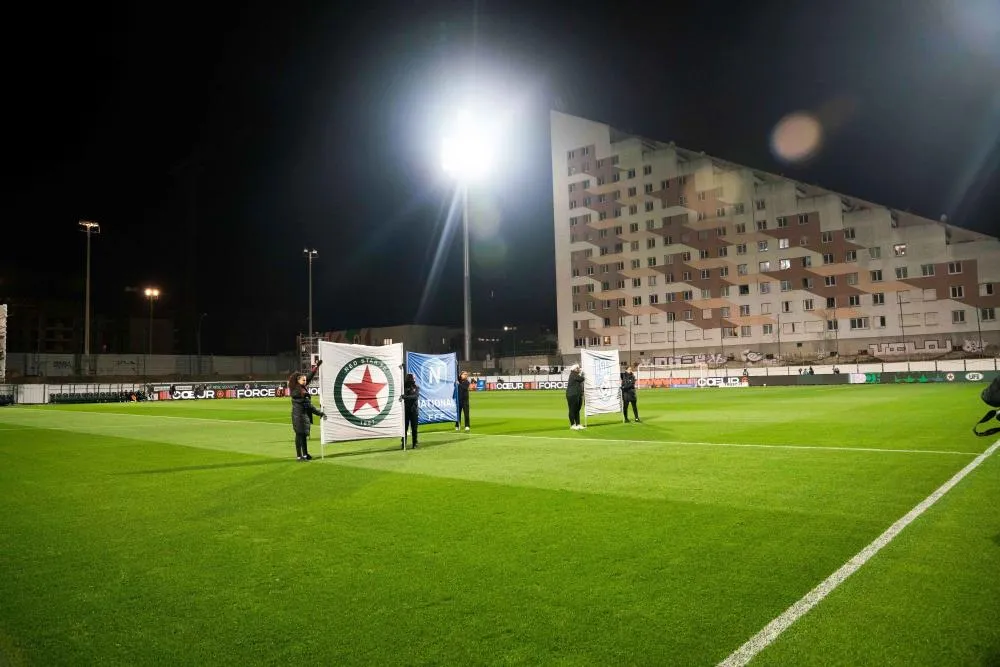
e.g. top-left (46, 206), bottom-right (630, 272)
top-left (405, 407), bottom-right (419, 444)
top-left (622, 392), bottom-right (639, 419)
top-left (455, 398), bottom-right (470, 428)
top-left (567, 395), bottom-right (583, 425)
top-left (294, 432), bottom-right (310, 458)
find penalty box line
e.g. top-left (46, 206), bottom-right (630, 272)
top-left (717, 439), bottom-right (1000, 667)
top-left (488, 433), bottom-right (980, 457)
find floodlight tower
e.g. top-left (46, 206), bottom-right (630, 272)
top-left (79, 220), bottom-right (101, 356)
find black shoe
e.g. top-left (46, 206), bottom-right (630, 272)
top-left (412, 443), bottom-right (418, 448)
top-left (634, 418), bottom-right (641, 423)
top-left (304, 454), bottom-right (313, 461)
top-left (624, 419), bottom-right (630, 423)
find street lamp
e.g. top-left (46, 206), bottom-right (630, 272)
top-left (441, 109), bottom-right (496, 363)
top-left (303, 249), bottom-right (318, 339)
top-left (144, 288), bottom-right (160, 355)
top-left (78, 220), bottom-right (100, 356)
top-left (197, 312), bottom-right (208, 374)
top-left (503, 325), bottom-right (517, 368)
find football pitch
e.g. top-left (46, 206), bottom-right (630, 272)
top-left (1, 384), bottom-right (998, 665)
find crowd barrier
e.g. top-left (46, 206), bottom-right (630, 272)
top-left (0, 360), bottom-right (995, 405)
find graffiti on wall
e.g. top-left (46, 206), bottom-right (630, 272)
top-left (650, 354), bottom-right (728, 367)
top-left (868, 340), bottom-right (953, 357)
top-left (962, 339), bottom-right (986, 354)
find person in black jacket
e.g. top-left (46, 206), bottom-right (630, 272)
top-left (288, 360), bottom-right (326, 461)
top-left (566, 363), bottom-right (585, 430)
top-left (454, 370), bottom-right (471, 431)
top-left (401, 373), bottom-right (419, 449)
top-left (621, 365), bottom-right (640, 422)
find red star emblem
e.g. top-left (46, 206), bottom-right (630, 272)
top-left (344, 366), bottom-right (386, 414)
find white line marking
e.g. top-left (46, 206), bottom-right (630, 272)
top-left (717, 439), bottom-right (1000, 667)
top-left (487, 434), bottom-right (980, 457)
top-left (1, 409), bottom-right (983, 456)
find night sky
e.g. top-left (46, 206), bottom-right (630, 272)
top-left (3, 0), bottom-right (998, 354)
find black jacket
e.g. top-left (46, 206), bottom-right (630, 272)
top-left (566, 370), bottom-right (584, 399)
top-left (621, 371), bottom-right (636, 396)
top-left (403, 380), bottom-right (419, 411)
top-left (290, 368), bottom-right (324, 434)
top-left (455, 378), bottom-right (471, 403)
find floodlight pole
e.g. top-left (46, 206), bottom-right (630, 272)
top-left (462, 186), bottom-right (472, 363)
top-left (897, 291), bottom-right (909, 371)
top-left (304, 249), bottom-right (318, 340)
top-left (79, 220), bottom-right (101, 357)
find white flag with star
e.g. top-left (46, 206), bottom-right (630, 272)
top-left (317, 341), bottom-right (405, 444)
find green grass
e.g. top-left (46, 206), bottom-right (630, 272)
top-left (0, 385), bottom-right (998, 665)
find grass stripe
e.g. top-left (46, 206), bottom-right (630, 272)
top-left (717, 439), bottom-right (1000, 666)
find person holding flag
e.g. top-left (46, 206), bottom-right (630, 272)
top-left (288, 359), bottom-right (326, 461)
top-left (454, 370), bottom-right (472, 431)
top-left (401, 373), bottom-right (420, 448)
top-left (620, 365), bottom-right (640, 422)
top-left (565, 363), bottom-right (585, 430)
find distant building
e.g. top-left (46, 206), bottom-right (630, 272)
top-left (550, 111), bottom-right (1000, 362)
top-left (322, 325), bottom-right (459, 356)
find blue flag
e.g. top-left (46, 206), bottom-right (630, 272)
top-left (405, 352), bottom-right (458, 425)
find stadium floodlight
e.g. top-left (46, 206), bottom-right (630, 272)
top-left (78, 220), bottom-right (101, 357)
top-left (441, 110), bottom-right (497, 363)
top-left (144, 288), bottom-right (160, 355)
top-left (303, 249), bottom-right (319, 338)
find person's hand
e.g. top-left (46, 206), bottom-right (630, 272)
top-left (315, 359), bottom-right (323, 367)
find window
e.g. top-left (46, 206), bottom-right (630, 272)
top-left (632, 278), bottom-right (642, 287)
top-left (720, 307), bottom-right (731, 317)
top-left (848, 295), bottom-right (860, 306)
top-left (698, 230), bottom-right (709, 241)
top-left (948, 261), bottom-right (963, 274)
top-left (869, 247), bottom-right (881, 259)
top-left (631, 259), bottom-right (640, 269)
top-left (803, 299), bottom-right (814, 311)
top-left (759, 282), bottom-right (771, 294)
top-left (758, 240), bottom-right (769, 252)
top-left (739, 285), bottom-right (751, 295)
top-left (723, 327), bottom-right (738, 338)
top-left (876, 315), bottom-right (886, 328)
top-left (893, 244), bottom-right (907, 257)
top-left (644, 184), bottom-right (653, 194)
top-left (646, 219), bottom-right (656, 230)
top-left (586, 284), bottom-right (595, 293)
top-left (762, 324), bottom-right (774, 335)
top-left (682, 271), bottom-right (691, 281)
top-left (846, 272), bottom-right (858, 285)
top-left (821, 231), bottom-right (833, 243)
top-left (739, 304), bottom-right (751, 316)
top-left (844, 227), bottom-right (856, 240)
top-left (735, 223), bottom-right (746, 234)
top-left (776, 216), bottom-right (788, 228)
top-left (780, 280), bottom-right (791, 292)
top-left (647, 257), bottom-right (657, 267)
top-left (716, 226), bottom-right (727, 237)
top-left (737, 244), bottom-right (748, 255)
top-left (895, 266), bottom-right (908, 279)
top-left (845, 250), bottom-right (857, 262)
top-left (825, 276), bottom-right (837, 286)
top-left (801, 256), bottom-right (812, 268)
top-left (870, 270), bottom-right (883, 282)
top-left (681, 251), bottom-right (691, 261)
top-left (660, 180), bottom-right (669, 190)
top-left (826, 319), bottom-right (839, 331)
top-left (779, 238), bottom-right (790, 249)
top-left (643, 165), bottom-right (652, 175)
top-left (741, 325), bottom-right (752, 337)
top-left (756, 220), bottom-right (768, 231)
top-left (628, 187), bottom-right (637, 197)
top-left (627, 168), bottom-right (636, 178)
top-left (823, 253), bottom-right (834, 264)
top-left (716, 207), bottom-right (726, 217)
top-left (798, 214), bottom-right (809, 225)
top-left (759, 261), bottom-right (771, 272)
top-left (645, 202), bottom-right (654, 212)
top-left (738, 264), bottom-right (748, 275)
top-left (981, 283), bottom-right (995, 296)
top-left (718, 246), bottom-right (728, 257)
top-left (648, 275), bottom-right (657, 286)
top-left (719, 266), bottom-right (730, 278)
top-left (630, 241), bottom-right (639, 251)
top-left (629, 205), bottom-right (638, 215)
top-left (701, 288), bottom-right (712, 299)
top-left (800, 236), bottom-right (810, 246)
top-left (782, 301), bottom-right (792, 313)
top-left (633, 296), bottom-right (642, 306)
top-left (952, 310), bottom-right (966, 324)
top-left (587, 267), bottom-right (595, 276)
top-left (872, 292), bottom-right (885, 305)
top-left (679, 195), bottom-right (687, 205)
top-left (850, 317), bottom-right (870, 330)
top-left (684, 310), bottom-right (693, 321)
top-left (779, 259), bottom-right (791, 270)
top-left (666, 312), bottom-right (676, 322)
top-left (698, 191), bottom-right (706, 201)
top-left (826, 297), bottom-right (836, 308)
top-left (982, 308), bottom-right (996, 322)
top-left (601, 281), bottom-right (609, 291)
top-left (921, 264), bottom-right (935, 276)
top-left (666, 293), bottom-right (676, 303)
top-left (647, 238), bottom-right (657, 249)
top-left (755, 199), bottom-right (766, 210)
top-left (950, 285), bottom-right (964, 299)
top-left (700, 269), bottom-right (710, 279)
top-left (802, 278), bottom-right (813, 289)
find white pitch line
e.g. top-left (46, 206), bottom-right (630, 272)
top-left (486, 434), bottom-right (980, 457)
top-left (717, 439), bottom-right (1000, 667)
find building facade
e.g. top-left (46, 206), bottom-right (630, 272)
top-left (551, 111), bottom-right (1000, 363)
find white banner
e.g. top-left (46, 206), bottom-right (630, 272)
top-left (581, 348), bottom-right (622, 417)
top-left (318, 341), bottom-right (404, 444)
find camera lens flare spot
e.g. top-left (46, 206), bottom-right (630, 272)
top-left (771, 112), bottom-right (823, 163)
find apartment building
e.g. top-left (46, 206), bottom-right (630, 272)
top-left (551, 111), bottom-right (1000, 363)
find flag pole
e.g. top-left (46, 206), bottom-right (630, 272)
top-left (400, 358), bottom-right (407, 451)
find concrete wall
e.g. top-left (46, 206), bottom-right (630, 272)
top-left (3, 352), bottom-right (298, 381)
